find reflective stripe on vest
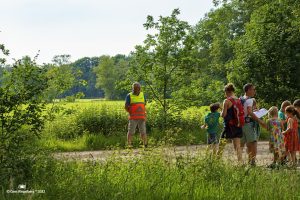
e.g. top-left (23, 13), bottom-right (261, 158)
top-left (129, 92), bottom-right (146, 120)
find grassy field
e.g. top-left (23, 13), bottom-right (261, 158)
top-left (40, 100), bottom-right (269, 151)
top-left (41, 100), bottom-right (207, 151)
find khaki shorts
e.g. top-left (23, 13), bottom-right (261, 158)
top-left (241, 122), bottom-right (257, 143)
top-left (128, 119), bottom-right (146, 135)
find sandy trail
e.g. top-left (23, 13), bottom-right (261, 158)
top-left (55, 141), bottom-right (275, 166)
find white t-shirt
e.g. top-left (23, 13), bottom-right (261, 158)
top-left (243, 96), bottom-right (253, 117)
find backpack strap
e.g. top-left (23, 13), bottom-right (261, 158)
top-left (227, 97), bottom-right (237, 106)
top-left (240, 96), bottom-right (254, 121)
top-left (239, 96), bottom-right (252, 106)
top-left (239, 96), bottom-right (246, 106)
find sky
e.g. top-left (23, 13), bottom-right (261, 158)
top-left (0, 0), bottom-right (214, 64)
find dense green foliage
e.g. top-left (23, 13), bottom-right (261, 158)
top-left (0, 57), bottom-right (47, 188)
top-left (93, 55), bottom-right (129, 99)
top-left (129, 9), bottom-right (196, 116)
top-left (229, 0), bottom-right (300, 104)
top-left (124, 1), bottom-right (299, 113)
top-left (39, 100), bottom-right (268, 151)
top-left (40, 101), bottom-right (209, 150)
top-left (67, 57), bottom-right (103, 98)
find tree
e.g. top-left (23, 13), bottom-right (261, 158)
top-left (44, 55), bottom-right (83, 102)
top-left (94, 55), bottom-right (129, 99)
top-left (68, 57), bottom-right (103, 98)
top-left (0, 43), bottom-right (9, 65)
top-left (0, 56), bottom-right (48, 187)
top-left (129, 9), bottom-right (196, 126)
top-left (52, 54), bottom-right (71, 66)
top-left (229, 0), bottom-right (300, 105)
top-left (188, 0), bottom-right (254, 101)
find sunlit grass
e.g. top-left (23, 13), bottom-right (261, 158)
top-left (42, 136), bottom-right (88, 152)
top-left (40, 100), bottom-right (269, 152)
top-left (3, 148), bottom-right (299, 200)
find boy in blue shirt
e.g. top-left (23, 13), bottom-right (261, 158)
top-left (202, 103), bottom-right (221, 155)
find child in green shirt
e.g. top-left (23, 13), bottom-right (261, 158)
top-left (202, 103), bottom-right (221, 155)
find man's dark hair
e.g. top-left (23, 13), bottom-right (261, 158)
top-left (210, 103), bottom-right (220, 112)
top-left (243, 83), bottom-right (254, 92)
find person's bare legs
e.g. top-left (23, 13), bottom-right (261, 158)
top-left (233, 138), bottom-right (242, 163)
top-left (246, 142), bottom-right (252, 164)
top-left (206, 144), bottom-right (218, 156)
top-left (140, 133), bottom-right (147, 147)
top-left (241, 142), bottom-right (249, 155)
top-left (247, 141), bottom-right (257, 165)
top-left (127, 133), bottom-right (133, 147)
top-left (287, 151), bottom-right (292, 165)
top-left (217, 138), bottom-right (227, 159)
top-left (212, 144), bottom-right (217, 156)
top-left (291, 151), bottom-right (296, 165)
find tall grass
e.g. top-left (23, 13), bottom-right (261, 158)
top-left (2, 149), bottom-right (299, 200)
top-left (41, 100), bottom-right (269, 151)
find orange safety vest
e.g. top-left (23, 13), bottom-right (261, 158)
top-left (129, 92), bottom-right (146, 120)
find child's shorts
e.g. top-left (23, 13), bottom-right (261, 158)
top-left (241, 122), bottom-right (258, 143)
top-left (208, 133), bottom-right (218, 144)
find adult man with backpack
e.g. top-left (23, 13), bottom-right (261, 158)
top-left (241, 83), bottom-right (266, 166)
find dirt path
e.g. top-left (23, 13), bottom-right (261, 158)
top-left (55, 141), bottom-right (274, 166)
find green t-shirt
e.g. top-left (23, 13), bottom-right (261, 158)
top-left (278, 110), bottom-right (286, 121)
top-left (204, 112), bottom-right (220, 134)
top-left (278, 110), bottom-right (287, 129)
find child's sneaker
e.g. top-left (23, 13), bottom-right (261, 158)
top-left (280, 158), bottom-right (288, 166)
top-left (142, 144), bottom-right (148, 150)
top-left (267, 162), bottom-right (276, 169)
top-left (249, 159), bottom-right (256, 167)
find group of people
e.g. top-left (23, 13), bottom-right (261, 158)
top-left (124, 82), bottom-right (300, 167)
top-left (203, 83), bottom-right (300, 166)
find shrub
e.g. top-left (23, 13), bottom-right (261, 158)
top-left (146, 101), bottom-right (209, 131)
top-left (46, 115), bottom-right (83, 140)
top-left (0, 58), bottom-right (47, 189)
top-left (76, 104), bottom-right (127, 135)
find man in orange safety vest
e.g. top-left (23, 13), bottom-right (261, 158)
top-left (125, 82), bottom-right (147, 148)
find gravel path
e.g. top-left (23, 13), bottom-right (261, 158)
top-left (55, 141), bottom-right (275, 166)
